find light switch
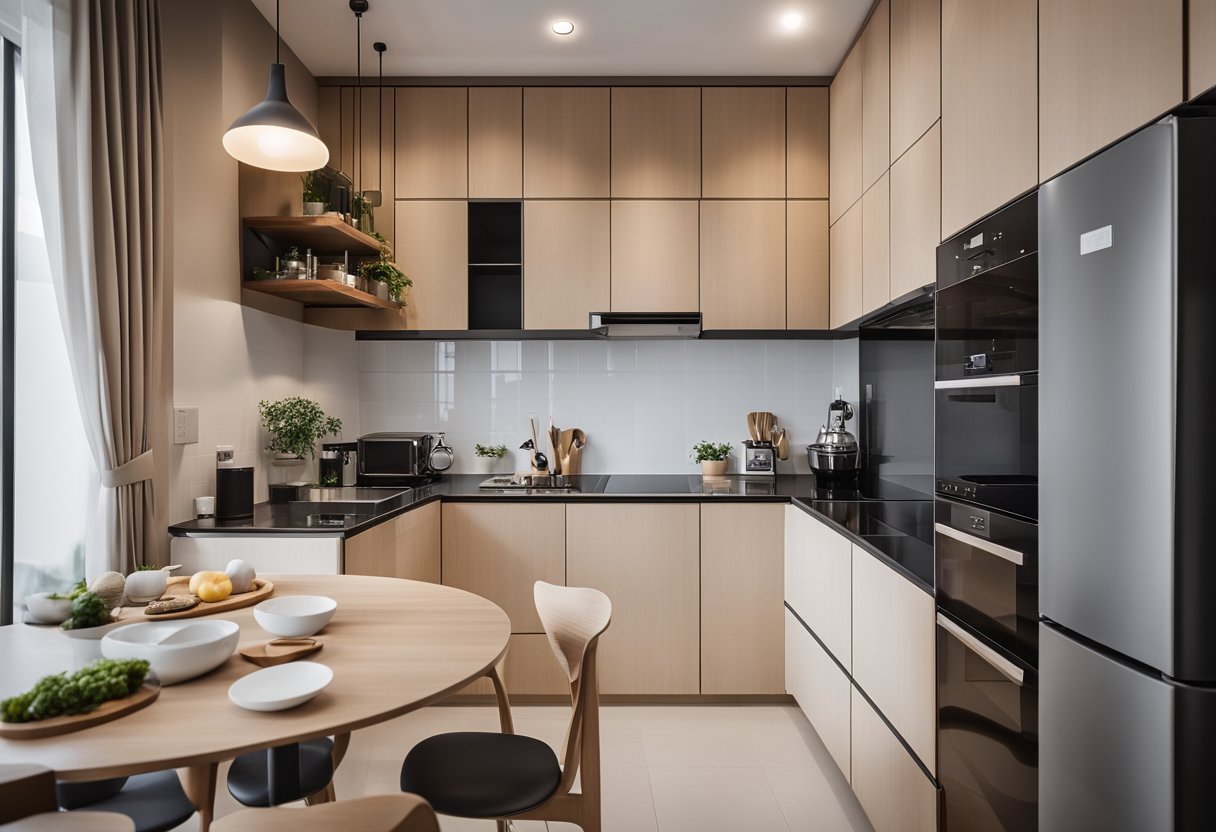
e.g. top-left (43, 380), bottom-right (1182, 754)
top-left (173, 406), bottom-right (199, 445)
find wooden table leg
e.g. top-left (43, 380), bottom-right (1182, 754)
top-left (178, 762), bottom-right (218, 832)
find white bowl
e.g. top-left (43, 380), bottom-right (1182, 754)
top-left (228, 661), bottom-right (334, 712)
top-left (254, 595), bottom-right (337, 638)
top-left (102, 619), bottom-right (240, 685)
top-left (24, 593), bottom-right (73, 624)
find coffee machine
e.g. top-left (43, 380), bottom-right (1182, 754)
top-left (807, 391), bottom-right (861, 479)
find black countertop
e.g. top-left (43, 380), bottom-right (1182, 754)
top-left (169, 473), bottom-right (935, 591)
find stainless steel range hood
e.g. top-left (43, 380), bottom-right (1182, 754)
top-left (589, 312), bottom-right (701, 338)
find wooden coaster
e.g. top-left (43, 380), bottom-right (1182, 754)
top-left (239, 638), bottom-right (322, 667)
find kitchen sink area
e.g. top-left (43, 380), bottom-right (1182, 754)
top-left (289, 486), bottom-right (414, 514)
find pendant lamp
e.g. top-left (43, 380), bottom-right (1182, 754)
top-left (222, 0), bottom-right (329, 172)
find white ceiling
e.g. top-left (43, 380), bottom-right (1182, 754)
top-left (250, 0), bottom-right (870, 78)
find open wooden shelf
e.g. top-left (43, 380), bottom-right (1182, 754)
top-left (243, 216), bottom-right (381, 255)
top-left (242, 278), bottom-right (399, 310)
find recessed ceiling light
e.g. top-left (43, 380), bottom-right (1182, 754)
top-left (780, 11), bottom-right (804, 32)
top-left (551, 20), bottom-right (575, 36)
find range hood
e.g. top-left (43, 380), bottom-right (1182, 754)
top-left (589, 312), bottom-right (702, 339)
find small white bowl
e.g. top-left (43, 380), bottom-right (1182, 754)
top-left (228, 661), bottom-right (334, 712)
top-left (102, 619), bottom-right (240, 685)
top-left (253, 595), bottom-right (337, 638)
top-left (24, 593), bottom-right (73, 624)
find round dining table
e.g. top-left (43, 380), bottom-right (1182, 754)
top-left (0, 575), bottom-right (510, 831)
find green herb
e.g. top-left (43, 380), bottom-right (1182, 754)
top-left (48, 580), bottom-right (87, 601)
top-left (301, 170), bottom-right (328, 207)
top-left (359, 241), bottom-right (411, 303)
top-left (283, 246), bottom-right (302, 262)
top-left (320, 470), bottom-right (339, 487)
top-left (258, 397), bottom-right (343, 460)
top-left (1, 658), bottom-right (150, 723)
top-left (60, 591), bottom-right (113, 631)
top-left (691, 441), bottom-right (732, 463)
top-left (474, 443), bottom-right (508, 459)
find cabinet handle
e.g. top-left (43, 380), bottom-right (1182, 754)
top-left (934, 375), bottom-right (1022, 390)
top-left (937, 613), bottom-right (1024, 686)
top-left (934, 523), bottom-right (1024, 566)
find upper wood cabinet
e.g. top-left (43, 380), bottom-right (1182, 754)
top-left (469, 87), bottom-right (522, 198)
top-left (830, 201), bottom-right (863, 328)
top-left (523, 87), bottom-right (610, 198)
top-left (890, 121), bottom-right (941, 298)
top-left (862, 172), bottom-right (891, 315)
top-left (395, 201), bottom-right (468, 330)
top-left (702, 87), bottom-right (786, 198)
top-left (611, 200), bottom-right (699, 312)
top-left (1038, 0), bottom-right (1183, 180)
top-left (317, 88), bottom-right (395, 246)
top-left (1190, 0), bottom-right (1216, 99)
top-left (395, 88), bottom-right (467, 199)
top-left (700, 201), bottom-right (787, 329)
top-left (941, 0), bottom-right (1037, 237)
top-left (861, 0), bottom-right (891, 192)
top-left (890, 0), bottom-right (941, 161)
top-left (787, 200), bottom-right (830, 329)
top-left (523, 200), bottom-right (610, 329)
top-left (787, 87), bottom-right (830, 199)
top-left (830, 47), bottom-right (864, 223)
top-left (611, 88), bottom-right (701, 198)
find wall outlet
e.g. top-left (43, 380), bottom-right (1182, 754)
top-left (173, 406), bottom-right (199, 445)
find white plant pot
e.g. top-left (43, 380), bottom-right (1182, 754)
top-left (303, 201), bottom-right (325, 216)
top-left (471, 455), bottom-right (505, 475)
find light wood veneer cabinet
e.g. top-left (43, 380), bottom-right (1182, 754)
top-left (786, 610), bottom-right (852, 780)
top-left (700, 201), bottom-right (787, 329)
top-left (566, 503), bottom-right (700, 695)
top-left (830, 47), bottom-right (864, 223)
top-left (829, 201), bottom-right (863, 328)
top-left (701, 504), bottom-right (785, 694)
top-left (862, 172), bottom-right (891, 314)
top-left (786, 200), bottom-right (830, 329)
top-left (317, 88), bottom-right (395, 247)
top-left (890, 0), bottom-right (941, 162)
top-left (702, 87), bottom-right (786, 198)
top-left (394, 201), bottom-right (468, 330)
top-left (469, 87), bottom-right (522, 198)
top-left (1190, 0), bottom-right (1216, 98)
top-left (784, 506), bottom-right (852, 669)
top-left (851, 687), bottom-right (938, 832)
top-left (611, 200), bottom-right (699, 313)
top-left (1038, 0), bottom-right (1183, 180)
top-left (611, 87), bottom-right (701, 198)
top-left (787, 87), bottom-right (830, 199)
top-left (941, 0), bottom-right (1037, 237)
top-left (343, 500), bottom-right (440, 583)
top-left (523, 87), bottom-right (610, 198)
top-left (890, 121), bottom-right (941, 298)
top-left (395, 88), bottom-right (468, 199)
top-left (861, 0), bottom-right (891, 192)
top-left (523, 200), bottom-right (610, 329)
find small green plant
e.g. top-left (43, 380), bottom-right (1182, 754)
top-left (691, 441), bottom-right (732, 463)
top-left (258, 397), bottom-right (343, 459)
top-left (474, 443), bottom-right (508, 459)
top-left (360, 240), bottom-right (412, 303)
top-left (301, 170), bottom-right (328, 207)
top-left (283, 245), bottom-right (302, 262)
top-left (61, 592), bottom-right (113, 631)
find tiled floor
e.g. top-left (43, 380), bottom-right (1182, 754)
top-left (179, 705), bottom-right (874, 832)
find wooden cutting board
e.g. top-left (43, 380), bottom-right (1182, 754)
top-left (0, 683), bottom-right (160, 740)
top-left (132, 577), bottom-right (274, 621)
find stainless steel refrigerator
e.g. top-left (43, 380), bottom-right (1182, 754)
top-left (1039, 116), bottom-right (1216, 831)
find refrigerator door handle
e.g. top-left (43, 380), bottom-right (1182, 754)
top-left (934, 522), bottom-right (1026, 566)
top-left (934, 375), bottom-right (1023, 390)
top-left (938, 612), bottom-right (1026, 686)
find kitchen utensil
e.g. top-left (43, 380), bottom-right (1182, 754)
top-left (773, 427), bottom-right (790, 461)
top-left (428, 433), bottom-right (454, 472)
top-left (227, 661), bottom-right (334, 712)
top-left (746, 412), bottom-right (760, 442)
top-left (139, 576), bottom-right (274, 620)
top-left (808, 395), bottom-right (861, 479)
top-left (101, 619), bottom-right (240, 685)
top-left (254, 595), bottom-right (337, 638)
top-left (240, 637), bottom-right (323, 667)
top-left (0, 683), bottom-right (160, 740)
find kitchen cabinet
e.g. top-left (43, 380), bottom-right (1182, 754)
top-left (610, 200), bottom-right (699, 313)
top-left (830, 47), bottom-right (864, 223)
top-left (314, 87), bottom-right (395, 245)
top-left (851, 687), bottom-right (938, 832)
top-left (469, 87), bottom-right (522, 198)
top-left (700, 201), bottom-right (787, 329)
top-left (395, 88), bottom-right (468, 199)
top-left (829, 201), bottom-right (863, 328)
top-left (523, 200), bottom-right (610, 329)
top-left (786, 200), bottom-right (830, 329)
top-left (1038, 0), bottom-right (1183, 180)
top-left (343, 501), bottom-right (440, 583)
top-left (702, 87), bottom-right (786, 198)
top-left (523, 87), bottom-right (610, 198)
top-left (395, 201), bottom-right (468, 330)
top-left (862, 172), bottom-right (891, 314)
top-left (786, 87), bottom-right (830, 199)
top-left (941, 0), bottom-right (1037, 237)
top-left (786, 610), bottom-right (852, 779)
top-left (1190, 0), bottom-right (1216, 98)
top-left (851, 544), bottom-right (936, 772)
top-left (889, 121), bottom-right (941, 298)
top-left (611, 87), bottom-right (701, 198)
top-left (441, 502), bottom-right (566, 633)
top-left (317, 86), bottom-right (349, 178)
top-left (861, 0), bottom-right (890, 192)
top-left (701, 504), bottom-right (785, 695)
top-left (566, 503), bottom-right (700, 695)
top-left (784, 507), bottom-right (852, 668)
top-left (890, 0), bottom-right (940, 162)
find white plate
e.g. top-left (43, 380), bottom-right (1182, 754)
top-left (228, 661), bottom-right (334, 712)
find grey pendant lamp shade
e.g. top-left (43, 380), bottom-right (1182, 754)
top-left (222, 0), bottom-right (329, 172)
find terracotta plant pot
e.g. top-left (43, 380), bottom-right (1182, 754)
top-left (701, 459), bottom-right (728, 477)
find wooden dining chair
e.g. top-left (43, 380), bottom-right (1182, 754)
top-left (0, 764), bottom-right (132, 831)
top-left (226, 732), bottom-right (350, 807)
top-left (53, 772), bottom-right (196, 832)
top-left (399, 580), bottom-right (612, 832)
top-left (211, 794), bottom-right (439, 832)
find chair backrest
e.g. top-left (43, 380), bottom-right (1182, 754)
top-left (533, 581), bottom-right (612, 794)
top-left (0, 764), bottom-right (58, 824)
top-left (213, 794), bottom-right (440, 832)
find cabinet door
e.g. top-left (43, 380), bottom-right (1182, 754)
top-left (861, 0), bottom-right (891, 192)
top-left (941, 0), bottom-right (1037, 236)
top-left (700, 201), bottom-right (786, 329)
top-left (566, 503), bottom-right (700, 695)
top-left (701, 503), bottom-right (785, 695)
top-left (395, 201), bottom-right (468, 330)
top-left (1190, 0), bottom-right (1216, 99)
top-left (611, 200), bottom-right (699, 312)
top-left (829, 201), bottom-right (863, 328)
top-left (702, 88), bottom-right (786, 198)
top-left (787, 87), bottom-right (830, 199)
top-left (395, 88), bottom-right (467, 198)
top-left (1038, 0), bottom-right (1183, 180)
top-left (830, 47), bottom-right (864, 223)
top-left (344, 501), bottom-right (440, 583)
top-left (523, 200), bottom-right (610, 329)
top-left (786, 610), bottom-right (852, 780)
top-left (851, 687), bottom-right (938, 832)
top-left (441, 503), bottom-right (566, 633)
top-left (523, 87), bottom-right (610, 198)
top-left (862, 172), bottom-right (891, 314)
top-left (890, 0), bottom-right (941, 162)
top-left (890, 121), bottom-right (941, 298)
top-left (611, 87), bottom-right (701, 198)
top-left (852, 546), bottom-right (936, 772)
top-left (786, 200), bottom-right (830, 329)
top-left (469, 87), bottom-right (522, 198)
top-left (784, 506), bottom-right (852, 669)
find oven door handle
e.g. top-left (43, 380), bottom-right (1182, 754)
top-left (937, 613), bottom-right (1025, 686)
top-left (934, 375), bottom-right (1023, 390)
top-left (934, 522), bottom-right (1025, 566)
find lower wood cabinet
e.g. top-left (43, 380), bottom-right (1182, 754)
top-left (786, 609), bottom-right (852, 779)
top-left (851, 687), bottom-right (938, 832)
top-left (343, 500), bottom-right (441, 583)
top-left (566, 503), bottom-right (701, 694)
top-left (784, 506), bottom-right (852, 668)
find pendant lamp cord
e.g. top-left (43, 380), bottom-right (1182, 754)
top-left (275, 0), bottom-right (280, 64)
top-left (378, 46), bottom-right (383, 198)
top-left (356, 10), bottom-right (362, 208)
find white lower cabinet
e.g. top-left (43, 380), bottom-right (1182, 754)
top-left (785, 609), bottom-right (852, 780)
top-left (851, 687), bottom-right (939, 832)
top-left (784, 506), bottom-right (853, 669)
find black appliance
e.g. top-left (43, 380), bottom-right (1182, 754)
top-left (356, 432), bottom-right (449, 487)
top-left (215, 466), bottom-right (254, 521)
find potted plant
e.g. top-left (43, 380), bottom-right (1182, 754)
top-left (692, 441), bottom-right (732, 477)
top-left (359, 239), bottom-right (411, 304)
top-left (301, 171), bottom-right (328, 216)
top-left (258, 397), bottom-right (343, 461)
top-left (472, 443), bottom-right (508, 474)
top-left (282, 245), bottom-right (303, 274)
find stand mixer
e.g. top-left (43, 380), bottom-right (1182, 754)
top-left (807, 391), bottom-right (861, 479)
